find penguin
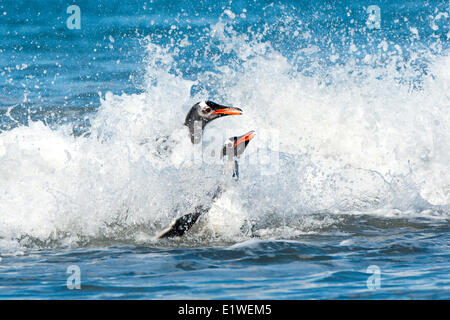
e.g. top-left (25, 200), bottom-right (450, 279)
top-left (221, 130), bottom-right (256, 181)
top-left (151, 101), bottom-right (242, 159)
top-left (184, 101), bottom-right (243, 144)
top-left (157, 130), bottom-right (256, 239)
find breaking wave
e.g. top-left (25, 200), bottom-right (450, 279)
top-left (1, 5), bottom-right (449, 253)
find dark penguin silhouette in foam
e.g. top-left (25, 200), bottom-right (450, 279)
top-left (157, 130), bottom-right (256, 239)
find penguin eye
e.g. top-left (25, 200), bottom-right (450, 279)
top-left (203, 107), bottom-right (212, 113)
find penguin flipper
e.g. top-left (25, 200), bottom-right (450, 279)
top-left (157, 206), bottom-right (207, 239)
top-left (232, 160), bottom-right (239, 181)
top-left (157, 185), bottom-right (224, 239)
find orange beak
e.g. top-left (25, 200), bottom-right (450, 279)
top-left (212, 107), bottom-right (243, 116)
top-left (235, 130), bottom-right (256, 147)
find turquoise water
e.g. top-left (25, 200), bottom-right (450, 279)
top-left (0, 0), bottom-right (449, 299)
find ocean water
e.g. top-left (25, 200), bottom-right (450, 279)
top-left (0, 0), bottom-right (449, 299)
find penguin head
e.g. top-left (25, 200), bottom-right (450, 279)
top-left (221, 130), bottom-right (256, 161)
top-left (184, 101), bottom-right (242, 144)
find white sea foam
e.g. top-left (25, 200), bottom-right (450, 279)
top-left (0, 20), bottom-right (449, 252)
